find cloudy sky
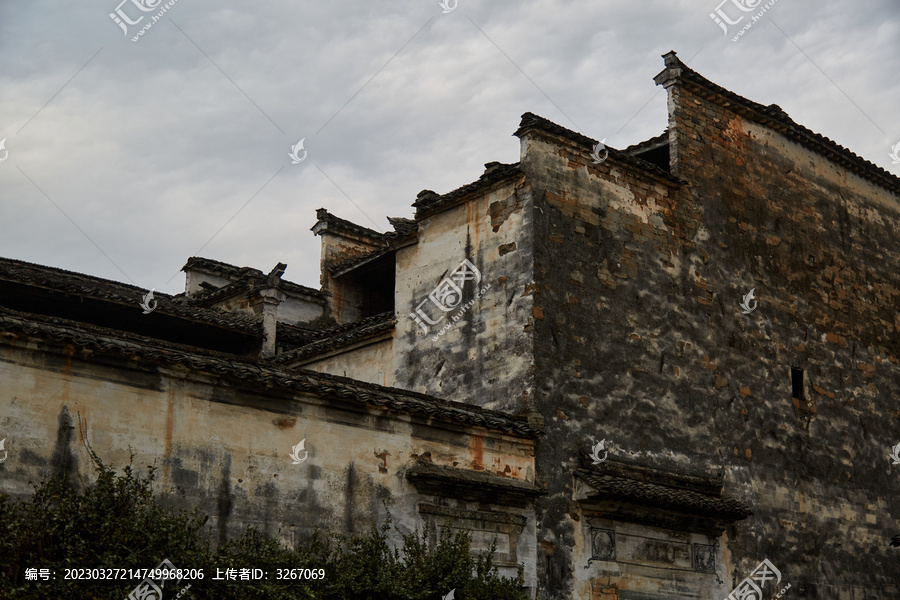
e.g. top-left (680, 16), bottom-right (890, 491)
top-left (1, 0), bottom-right (898, 296)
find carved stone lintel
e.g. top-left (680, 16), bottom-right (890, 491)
top-left (418, 503), bottom-right (527, 528)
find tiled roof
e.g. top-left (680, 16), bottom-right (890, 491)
top-left (655, 50), bottom-right (900, 195)
top-left (186, 278), bottom-right (250, 305)
top-left (182, 256), bottom-right (262, 279)
top-left (279, 280), bottom-right (324, 298)
top-left (623, 130), bottom-right (669, 155)
top-left (183, 257), bottom-right (324, 304)
top-left (271, 311), bottom-right (395, 364)
top-left (407, 460), bottom-right (543, 504)
top-left (386, 216), bottom-right (418, 238)
top-left (327, 216), bottom-right (419, 275)
top-left (412, 163), bottom-right (525, 217)
top-left (313, 208), bottom-right (387, 242)
top-left (326, 246), bottom-right (388, 275)
top-left (328, 246), bottom-right (394, 275)
top-left (0, 307), bottom-right (539, 437)
top-left (275, 321), bottom-right (328, 348)
top-left (0, 257), bottom-right (262, 334)
top-left (0, 305), bottom-right (251, 361)
top-left (514, 113), bottom-right (683, 185)
top-left (575, 467), bottom-right (752, 520)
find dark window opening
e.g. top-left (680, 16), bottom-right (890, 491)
top-left (332, 252), bottom-right (395, 322)
top-left (630, 143), bottom-right (670, 173)
top-left (791, 367), bottom-right (804, 400)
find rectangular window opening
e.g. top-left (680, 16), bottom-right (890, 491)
top-left (791, 367), bottom-right (804, 400)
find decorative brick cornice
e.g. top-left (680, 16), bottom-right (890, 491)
top-left (418, 503), bottom-right (528, 527)
top-left (575, 462), bottom-right (752, 535)
top-left (407, 460), bottom-right (543, 506)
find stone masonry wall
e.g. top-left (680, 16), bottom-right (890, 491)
top-left (522, 85), bottom-right (899, 599)
top-left (668, 79), bottom-right (900, 597)
top-left (521, 129), bottom-right (711, 599)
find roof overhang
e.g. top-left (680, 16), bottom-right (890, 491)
top-left (574, 461), bottom-right (752, 536)
top-left (407, 461), bottom-right (543, 508)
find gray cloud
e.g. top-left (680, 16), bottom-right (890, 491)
top-left (1, 0), bottom-right (897, 294)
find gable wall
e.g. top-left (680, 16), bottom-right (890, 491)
top-left (522, 75), bottom-right (900, 597)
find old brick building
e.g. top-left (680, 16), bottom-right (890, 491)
top-left (1, 51), bottom-right (899, 598)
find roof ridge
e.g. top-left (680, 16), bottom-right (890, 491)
top-left (514, 114), bottom-right (683, 184)
top-left (314, 208), bottom-right (388, 242)
top-left (657, 51), bottom-right (900, 195)
top-left (182, 256), bottom-right (262, 278)
top-left (0, 256), bottom-right (262, 332)
top-left (0, 256), bottom-right (153, 296)
top-left (413, 162), bottom-right (524, 217)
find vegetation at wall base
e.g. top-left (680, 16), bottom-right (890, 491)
top-left (0, 454), bottom-right (526, 599)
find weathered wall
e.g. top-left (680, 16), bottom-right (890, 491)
top-left (663, 77), bottom-right (900, 596)
top-left (571, 510), bottom-right (722, 598)
top-left (521, 128), bottom-right (713, 599)
top-left (184, 269), bottom-right (232, 296)
top-left (298, 336), bottom-right (395, 387)
top-left (521, 76), bottom-right (900, 599)
top-left (275, 293), bottom-right (325, 326)
top-left (393, 174), bottom-right (536, 416)
top-left (0, 335), bottom-right (537, 589)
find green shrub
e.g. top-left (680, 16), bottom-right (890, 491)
top-left (0, 456), bottom-right (526, 600)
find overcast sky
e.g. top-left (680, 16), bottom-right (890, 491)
top-left (1, 0), bottom-right (898, 296)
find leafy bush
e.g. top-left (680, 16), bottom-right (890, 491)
top-left (0, 455), bottom-right (526, 600)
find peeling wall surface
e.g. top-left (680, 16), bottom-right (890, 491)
top-left (393, 176), bottom-right (536, 415)
top-left (0, 336), bottom-right (539, 589)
